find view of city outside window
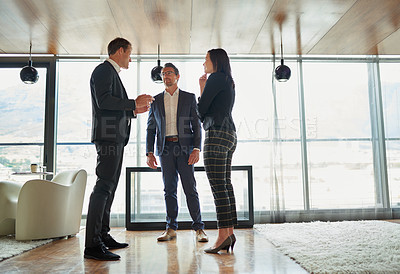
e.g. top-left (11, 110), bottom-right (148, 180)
top-left (0, 67), bottom-right (47, 182)
top-left (380, 63), bottom-right (400, 208)
top-left (302, 62), bottom-right (374, 209)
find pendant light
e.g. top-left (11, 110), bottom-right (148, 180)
top-left (151, 44), bottom-right (163, 83)
top-left (20, 42), bottom-right (39, 84)
top-left (274, 28), bottom-right (291, 82)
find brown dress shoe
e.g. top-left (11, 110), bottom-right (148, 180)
top-left (157, 228), bottom-right (177, 241)
top-left (196, 229), bottom-right (209, 242)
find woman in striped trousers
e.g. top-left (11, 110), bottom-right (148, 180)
top-left (197, 48), bottom-right (237, 253)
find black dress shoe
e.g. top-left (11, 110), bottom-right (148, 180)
top-left (84, 244), bottom-right (120, 261)
top-left (102, 235), bottom-right (129, 249)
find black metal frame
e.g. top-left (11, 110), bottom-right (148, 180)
top-left (126, 165), bottom-right (254, 230)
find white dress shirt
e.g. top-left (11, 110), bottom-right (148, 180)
top-left (106, 58), bottom-right (121, 73)
top-left (164, 88), bottom-right (179, 137)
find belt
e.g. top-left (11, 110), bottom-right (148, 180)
top-left (165, 136), bottom-right (179, 142)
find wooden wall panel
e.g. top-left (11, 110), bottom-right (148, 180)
top-left (377, 28), bottom-right (400, 55)
top-left (309, 0), bottom-right (400, 55)
top-left (0, 0), bottom-right (400, 56)
top-left (108, 0), bottom-right (192, 55)
top-left (0, 0), bottom-right (59, 54)
top-left (21, 0), bottom-right (120, 55)
top-left (250, 0), bottom-right (357, 55)
top-left (190, 0), bottom-right (274, 55)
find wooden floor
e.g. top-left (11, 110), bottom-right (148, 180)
top-left (0, 228), bottom-right (307, 273)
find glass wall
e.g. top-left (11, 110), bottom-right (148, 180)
top-left (380, 62), bottom-right (400, 208)
top-left (302, 62), bottom-right (374, 209)
top-left (269, 61), bottom-right (303, 210)
top-left (56, 60), bottom-right (100, 213)
top-left (3, 55), bottom-right (400, 225)
top-left (0, 66), bottom-right (47, 181)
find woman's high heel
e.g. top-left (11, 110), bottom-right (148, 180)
top-left (223, 234), bottom-right (236, 252)
top-left (230, 234), bottom-right (236, 251)
top-left (204, 237), bottom-right (232, 254)
top-left (224, 234), bottom-right (236, 252)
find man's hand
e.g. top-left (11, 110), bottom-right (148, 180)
top-left (135, 94), bottom-right (154, 109)
top-left (188, 150), bottom-right (200, 166)
top-left (146, 152), bottom-right (158, 169)
top-left (134, 105), bottom-right (150, 115)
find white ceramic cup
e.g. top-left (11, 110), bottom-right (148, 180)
top-left (30, 164), bottom-right (38, 173)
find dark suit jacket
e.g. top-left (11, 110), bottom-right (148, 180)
top-left (146, 89), bottom-right (202, 156)
top-left (90, 60), bottom-right (136, 145)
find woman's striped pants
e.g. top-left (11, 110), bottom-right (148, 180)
top-left (203, 129), bottom-right (237, 228)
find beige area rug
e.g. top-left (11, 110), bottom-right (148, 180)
top-left (254, 220), bottom-right (400, 273)
top-left (0, 235), bottom-right (53, 262)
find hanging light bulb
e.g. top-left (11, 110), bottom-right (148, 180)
top-left (274, 29), bottom-right (291, 82)
top-left (151, 44), bottom-right (163, 83)
top-left (20, 42), bottom-right (39, 84)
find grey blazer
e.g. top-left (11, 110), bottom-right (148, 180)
top-left (146, 89), bottom-right (201, 156)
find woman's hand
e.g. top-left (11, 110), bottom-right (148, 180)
top-left (199, 74), bottom-right (207, 95)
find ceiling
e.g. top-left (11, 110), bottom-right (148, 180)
top-left (1, 0), bottom-right (400, 56)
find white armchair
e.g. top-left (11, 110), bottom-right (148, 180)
top-left (0, 181), bottom-right (24, 236)
top-left (0, 169), bottom-right (87, 240)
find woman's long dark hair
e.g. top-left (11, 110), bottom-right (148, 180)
top-left (208, 48), bottom-right (235, 89)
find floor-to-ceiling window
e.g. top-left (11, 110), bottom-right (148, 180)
top-left (3, 55), bottom-right (400, 225)
top-left (0, 66), bottom-right (47, 180)
top-left (267, 60), bottom-right (303, 211)
top-left (380, 62), bottom-right (400, 208)
top-left (302, 62), bottom-right (374, 209)
top-left (54, 56), bottom-right (400, 224)
top-left (56, 60), bottom-right (100, 214)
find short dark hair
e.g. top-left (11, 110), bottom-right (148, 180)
top-left (107, 37), bottom-right (131, 56)
top-left (163, 63), bottom-right (179, 75)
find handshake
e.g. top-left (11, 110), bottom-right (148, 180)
top-left (134, 94), bottom-right (154, 115)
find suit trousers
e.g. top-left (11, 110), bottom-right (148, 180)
top-left (85, 142), bottom-right (124, 247)
top-left (159, 141), bottom-right (204, 231)
top-left (203, 129), bottom-right (237, 229)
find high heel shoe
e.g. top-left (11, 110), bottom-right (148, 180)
top-left (204, 237), bottom-right (232, 254)
top-left (223, 234), bottom-right (236, 252)
top-left (230, 234), bottom-right (236, 251)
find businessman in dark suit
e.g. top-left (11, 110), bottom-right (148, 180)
top-left (146, 63), bottom-right (208, 242)
top-left (84, 37), bottom-right (154, 261)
